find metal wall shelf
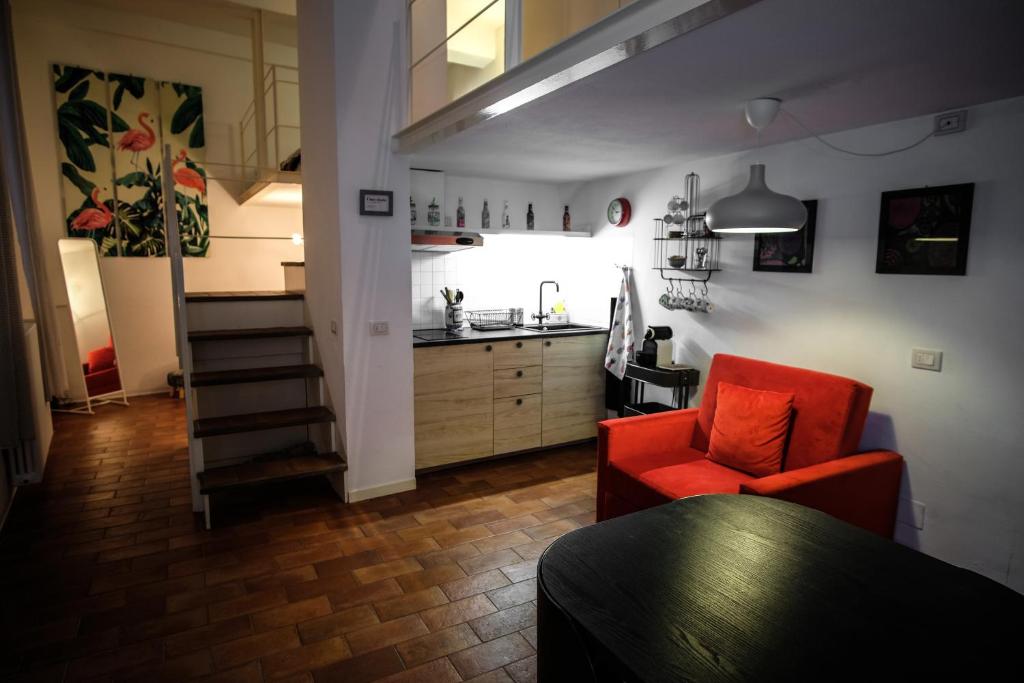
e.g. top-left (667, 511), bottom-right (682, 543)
top-left (652, 215), bottom-right (721, 284)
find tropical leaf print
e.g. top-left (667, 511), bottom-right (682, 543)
top-left (61, 163), bottom-right (94, 196)
top-left (53, 66), bottom-right (121, 173)
top-left (169, 84), bottom-right (205, 148)
top-left (52, 65), bottom-right (91, 93)
top-left (54, 67), bottom-right (118, 255)
top-left (109, 74), bottom-right (145, 110)
top-left (53, 64), bottom-right (209, 257)
top-left (161, 81), bottom-right (208, 256)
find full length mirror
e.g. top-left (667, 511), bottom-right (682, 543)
top-left (58, 238), bottom-right (128, 413)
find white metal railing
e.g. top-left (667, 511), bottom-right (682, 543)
top-left (162, 144), bottom-right (205, 521)
top-left (240, 64), bottom-right (300, 178)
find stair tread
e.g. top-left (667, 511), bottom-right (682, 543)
top-left (198, 451), bottom-right (346, 494)
top-left (193, 406), bottom-right (334, 439)
top-left (190, 364), bottom-right (323, 387)
top-left (186, 291), bottom-right (304, 302)
top-left (188, 326), bottom-right (313, 342)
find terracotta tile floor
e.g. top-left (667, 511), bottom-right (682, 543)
top-left (0, 396), bottom-right (597, 682)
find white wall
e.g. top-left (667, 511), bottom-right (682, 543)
top-left (12, 0), bottom-right (303, 396)
top-left (299, 0), bottom-right (416, 501)
top-left (569, 97), bottom-right (1024, 592)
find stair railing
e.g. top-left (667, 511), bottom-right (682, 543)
top-left (162, 144), bottom-right (208, 525)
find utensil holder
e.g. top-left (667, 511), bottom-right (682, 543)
top-left (445, 304), bottom-right (464, 331)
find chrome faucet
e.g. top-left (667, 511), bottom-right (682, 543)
top-left (532, 280), bottom-right (560, 325)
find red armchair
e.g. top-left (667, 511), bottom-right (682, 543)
top-left (597, 354), bottom-right (903, 536)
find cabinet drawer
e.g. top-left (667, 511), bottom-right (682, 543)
top-left (494, 395), bottom-right (542, 455)
top-left (492, 339), bottom-right (542, 369)
top-left (494, 365), bottom-right (542, 398)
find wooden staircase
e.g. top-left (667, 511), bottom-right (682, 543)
top-left (183, 291), bottom-right (344, 527)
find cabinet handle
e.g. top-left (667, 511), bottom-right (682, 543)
top-left (516, 370), bottom-right (523, 378)
top-left (516, 341), bottom-right (523, 348)
top-left (545, 340), bottom-right (552, 347)
top-left (485, 345), bottom-right (492, 352)
top-left (516, 398), bottom-right (523, 406)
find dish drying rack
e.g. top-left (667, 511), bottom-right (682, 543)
top-left (466, 308), bottom-right (524, 330)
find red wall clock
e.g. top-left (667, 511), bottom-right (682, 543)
top-left (607, 197), bottom-right (631, 227)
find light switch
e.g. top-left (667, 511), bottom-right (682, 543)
top-left (911, 348), bottom-right (942, 372)
top-left (370, 321), bottom-right (389, 336)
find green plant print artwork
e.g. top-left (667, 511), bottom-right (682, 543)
top-left (54, 66), bottom-right (122, 256)
top-left (53, 64), bottom-right (210, 257)
top-left (160, 81), bottom-right (209, 257)
top-left (110, 73), bottom-right (165, 256)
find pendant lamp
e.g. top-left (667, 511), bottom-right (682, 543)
top-left (707, 98), bottom-right (807, 234)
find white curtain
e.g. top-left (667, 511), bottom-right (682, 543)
top-left (0, 0), bottom-right (67, 399)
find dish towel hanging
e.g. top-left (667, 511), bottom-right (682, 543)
top-left (605, 267), bottom-right (635, 380)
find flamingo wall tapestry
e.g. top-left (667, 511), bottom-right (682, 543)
top-left (53, 64), bottom-right (209, 257)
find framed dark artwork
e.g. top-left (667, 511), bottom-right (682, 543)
top-left (875, 183), bottom-right (973, 275)
top-left (753, 200), bottom-right (817, 273)
top-left (359, 189), bottom-right (393, 216)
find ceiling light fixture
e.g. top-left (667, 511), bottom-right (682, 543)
top-left (707, 98), bottom-right (807, 234)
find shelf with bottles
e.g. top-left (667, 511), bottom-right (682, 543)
top-left (476, 227), bottom-right (592, 237)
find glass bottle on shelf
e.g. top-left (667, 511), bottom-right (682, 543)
top-left (502, 201), bottom-right (510, 229)
top-left (427, 198), bottom-right (440, 227)
top-left (526, 203), bottom-right (535, 230)
top-left (456, 196), bottom-right (465, 228)
top-left (481, 200), bottom-right (490, 229)
top-left (562, 205), bottom-right (571, 231)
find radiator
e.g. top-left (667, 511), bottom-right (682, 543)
top-left (2, 440), bottom-right (42, 484)
top-left (3, 322), bottom-right (53, 485)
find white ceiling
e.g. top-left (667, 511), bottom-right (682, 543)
top-left (410, 0), bottom-right (1024, 182)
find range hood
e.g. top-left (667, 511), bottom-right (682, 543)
top-left (411, 229), bottom-right (484, 252)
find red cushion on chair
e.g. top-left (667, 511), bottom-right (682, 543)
top-left (639, 459), bottom-right (754, 499)
top-left (707, 382), bottom-right (794, 477)
top-left (87, 346), bottom-right (116, 374)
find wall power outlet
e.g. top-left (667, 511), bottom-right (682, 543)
top-left (897, 498), bottom-right (926, 530)
top-left (934, 110), bottom-right (967, 135)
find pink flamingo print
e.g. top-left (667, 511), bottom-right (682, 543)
top-left (117, 112), bottom-right (156, 168)
top-left (173, 149), bottom-right (206, 193)
top-left (71, 187), bottom-right (113, 231)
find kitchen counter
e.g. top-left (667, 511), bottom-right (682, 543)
top-left (412, 325), bottom-right (608, 348)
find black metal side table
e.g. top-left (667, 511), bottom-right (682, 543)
top-left (620, 362), bottom-right (700, 416)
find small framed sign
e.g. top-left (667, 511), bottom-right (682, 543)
top-left (359, 190), bottom-right (393, 216)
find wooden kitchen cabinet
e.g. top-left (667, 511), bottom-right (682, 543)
top-left (414, 343), bottom-right (494, 469)
top-left (414, 333), bottom-right (607, 470)
top-left (541, 335), bottom-right (607, 446)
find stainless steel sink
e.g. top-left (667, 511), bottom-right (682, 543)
top-left (523, 323), bottom-right (604, 332)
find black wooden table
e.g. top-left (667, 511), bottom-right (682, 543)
top-left (537, 495), bottom-right (1022, 682)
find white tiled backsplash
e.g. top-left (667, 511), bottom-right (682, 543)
top-left (411, 252), bottom-right (461, 328)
